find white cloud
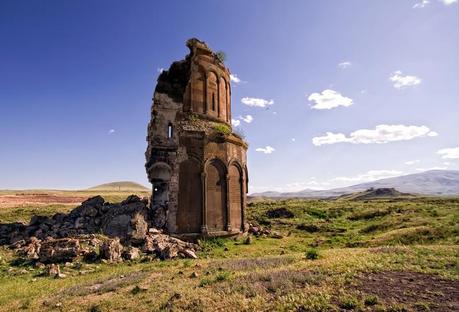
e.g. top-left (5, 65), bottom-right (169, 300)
top-left (439, 0), bottom-right (457, 5)
top-left (240, 115), bottom-right (253, 123)
top-left (231, 119), bottom-right (241, 127)
top-left (108, 129), bottom-right (115, 135)
top-left (390, 71), bottom-right (421, 89)
top-left (443, 162), bottom-right (451, 166)
top-left (256, 146), bottom-right (275, 154)
top-left (312, 124), bottom-right (438, 146)
top-left (308, 89), bottom-right (353, 110)
top-left (413, 0), bottom-right (430, 8)
top-left (437, 147), bottom-right (459, 159)
top-left (331, 170), bottom-right (403, 183)
top-left (230, 74), bottom-right (241, 84)
top-left (241, 97), bottom-right (274, 108)
top-left (291, 138), bottom-right (296, 142)
top-left (338, 61), bottom-right (352, 69)
top-left (405, 160), bottom-right (421, 165)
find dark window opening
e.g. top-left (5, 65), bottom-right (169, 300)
top-left (168, 124), bottom-right (173, 139)
top-left (212, 93), bottom-right (216, 111)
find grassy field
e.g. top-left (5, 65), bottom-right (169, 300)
top-left (0, 195), bottom-right (458, 311)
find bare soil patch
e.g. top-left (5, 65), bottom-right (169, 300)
top-left (0, 194), bottom-right (88, 208)
top-left (353, 271), bottom-right (459, 311)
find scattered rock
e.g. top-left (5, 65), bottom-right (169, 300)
top-left (1, 195), bottom-right (200, 265)
top-left (100, 238), bottom-right (123, 262)
top-left (122, 247), bottom-right (140, 261)
top-left (45, 263), bottom-right (60, 277)
top-left (190, 272), bottom-right (199, 278)
top-left (39, 238), bottom-right (80, 263)
top-left (244, 235), bottom-right (253, 245)
top-left (270, 231), bottom-right (283, 239)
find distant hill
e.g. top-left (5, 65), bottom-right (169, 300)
top-left (250, 170), bottom-right (459, 198)
top-left (336, 188), bottom-right (416, 201)
top-left (87, 181), bottom-right (149, 192)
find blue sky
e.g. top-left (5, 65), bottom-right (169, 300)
top-left (0, 0), bottom-right (458, 191)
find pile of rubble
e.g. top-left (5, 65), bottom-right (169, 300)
top-left (0, 195), bottom-right (199, 268)
top-left (248, 223), bottom-right (283, 239)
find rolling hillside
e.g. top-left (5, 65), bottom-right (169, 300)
top-left (87, 181), bottom-right (149, 192)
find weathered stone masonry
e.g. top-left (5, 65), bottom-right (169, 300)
top-left (145, 38), bottom-right (248, 237)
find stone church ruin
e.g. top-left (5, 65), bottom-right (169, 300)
top-left (145, 38), bottom-right (248, 237)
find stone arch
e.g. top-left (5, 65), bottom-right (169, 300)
top-left (150, 162), bottom-right (172, 223)
top-left (177, 158), bottom-right (202, 233)
top-left (228, 160), bottom-right (243, 231)
top-left (205, 158), bottom-right (227, 231)
top-left (206, 71), bottom-right (218, 115)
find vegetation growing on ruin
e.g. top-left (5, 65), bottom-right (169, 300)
top-left (215, 51), bottom-right (226, 63)
top-left (212, 123), bottom-right (231, 136)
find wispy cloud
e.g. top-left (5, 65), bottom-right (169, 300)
top-left (437, 147), bottom-right (459, 159)
top-left (413, 0), bottom-right (430, 8)
top-left (439, 0), bottom-right (457, 5)
top-left (240, 115), bottom-right (253, 123)
top-left (312, 124), bottom-right (438, 146)
top-left (390, 71), bottom-right (421, 89)
top-left (108, 129), bottom-right (115, 135)
top-left (230, 74), bottom-right (242, 84)
top-left (405, 160), bottom-right (421, 165)
top-left (255, 146), bottom-right (275, 154)
top-left (241, 97), bottom-right (274, 108)
top-left (308, 89), bottom-right (353, 110)
top-left (231, 119), bottom-right (241, 127)
top-left (331, 170), bottom-right (403, 183)
top-left (338, 61), bottom-right (352, 69)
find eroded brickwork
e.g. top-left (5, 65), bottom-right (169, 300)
top-left (145, 38), bottom-right (248, 237)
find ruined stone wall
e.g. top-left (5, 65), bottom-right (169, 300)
top-left (146, 38), bottom-right (248, 237)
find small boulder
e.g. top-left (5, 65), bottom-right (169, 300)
top-left (122, 247), bottom-right (140, 261)
top-left (39, 238), bottom-right (80, 263)
top-left (45, 263), bottom-right (60, 277)
top-left (100, 238), bottom-right (123, 262)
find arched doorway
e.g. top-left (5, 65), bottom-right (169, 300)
top-left (150, 163), bottom-right (171, 228)
top-left (229, 163), bottom-right (243, 231)
top-left (206, 159), bottom-right (227, 231)
top-left (177, 159), bottom-right (202, 233)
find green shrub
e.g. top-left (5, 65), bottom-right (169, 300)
top-left (305, 248), bottom-right (319, 260)
top-left (339, 295), bottom-right (358, 309)
top-left (198, 237), bottom-right (226, 252)
top-left (364, 295), bottom-right (378, 306)
top-left (306, 207), bottom-right (327, 219)
top-left (215, 271), bottom-right (230, 282)
top-left (213, 123), bottom-right (231, 135)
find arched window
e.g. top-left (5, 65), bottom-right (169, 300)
top-left (212, 93), bottom-right (216, 111)
top-left (167, 123), bottom-right (173, 139)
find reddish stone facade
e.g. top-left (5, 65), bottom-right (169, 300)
top-left (145, 38), bottom-right (248, 237)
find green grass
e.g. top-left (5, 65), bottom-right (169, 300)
top-left (0, 196), bottom-right (458, 311)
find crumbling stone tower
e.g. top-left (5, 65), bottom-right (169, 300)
top-left (145, 38), bottom-right (248, 237)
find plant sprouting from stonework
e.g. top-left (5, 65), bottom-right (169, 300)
top-left (213, 123), bottom-right (231, 135)
top-left (215, 51), bottom-right (226, 63)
